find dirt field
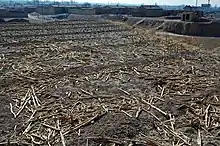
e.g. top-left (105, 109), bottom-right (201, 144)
top-left (0, 19), bottom-right (220, 146)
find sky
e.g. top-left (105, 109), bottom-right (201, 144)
top-left (73, 0), bottom-right (220, 6)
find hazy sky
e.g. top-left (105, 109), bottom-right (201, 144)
top-left (74, 0), bottom-right (219, 5)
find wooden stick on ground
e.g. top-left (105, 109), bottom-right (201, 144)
top-left (135, 107), bottom-right (142, 118)
top-left (42, 123), bottom-right (60, 131)
top-left (142, 99), bottom-right (167, 116)
top-left (143, 109), bottom-right (190, 145)
top-left (57, 120), bottom-right (66, 146)
top-left (64, 111), bottom-right (107, 136)
top-left (16, 91), bottom-right (31, 118)
top-left (9, 103), bottom-right (16, 118)
top-left (31, 86), bottom-right (41, 107)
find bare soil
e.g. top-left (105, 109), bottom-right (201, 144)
top-left (157, 31), bottom-right (220, 49)
top-left (0, 19), bottom-right (220, 146)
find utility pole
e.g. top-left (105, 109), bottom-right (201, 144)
top-left (196, 0), bottom-right (198, 6)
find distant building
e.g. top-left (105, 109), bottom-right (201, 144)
top-left (36, 5), bottom-right (55, 15)
top-left (95, 5), bottom-right (130, 15)
top-left (36, 5), bottom-right (95, 15)
top-left (24, 6), bottom-right (36, 14)
top-left (132, 5), bottom-right (164, 17)
top-left (53, 6), bottom-right (68, 14)
top-left (6, 7), bottom-right (28, 18)
top-left (183, 5), bottom-right (204, 17)
top-left (141, 5), bottom-right (163, 10)
top-left (126, 6), bottom-right (138, 15)
top-left (181, 11), bottom-right (199, 22)
top-left (94, 6), bottom-right (109, 14)
top-left (82, 2), bottom-right (92, 8)
top-left (0, 7), bottom-right (6, 18)
top-left (68, 7), bottom-right (95, 15)
top-left (107, 5), bottom-right (128, 14)
top-left (183, 5), bottom-right (202, 11)
top-left (35, 5), bottom-right (65, 15)
top-left (201, 4), bottom-right (211, 12)
top-left (201, 4), bottom-right (211, 8)
top-left (163, 10), bottom-right (181, 16)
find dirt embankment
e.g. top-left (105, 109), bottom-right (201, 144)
top-left (162, 21), bottom-right (220, 37)
top-left (125, 17), bottom-right (220, 37)
top-left (1, 18), bottom-right (29, 24)
top-left (6, 18), bottom-right (29, 23)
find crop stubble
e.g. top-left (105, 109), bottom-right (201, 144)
top-left (0, 18), bottom-right (220, 146)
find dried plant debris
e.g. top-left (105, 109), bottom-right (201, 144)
top-left (0, 18), bottom-right (220, 146)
